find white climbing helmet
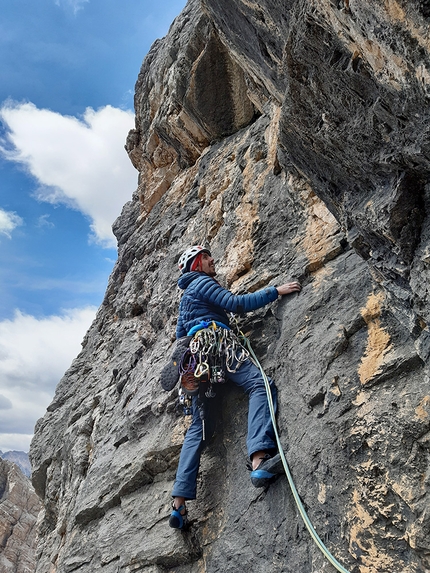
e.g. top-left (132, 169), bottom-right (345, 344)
top-left (178, 245), bottom-right (211, 273)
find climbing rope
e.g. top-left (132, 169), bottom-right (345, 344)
top-left (229, 317), bottom-right (350, 573)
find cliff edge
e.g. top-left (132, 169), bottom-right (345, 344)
top-left (30, 1), bottom-right (430, 572)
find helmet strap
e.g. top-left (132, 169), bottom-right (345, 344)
top-left (190, 253), bottom-right (203, 272)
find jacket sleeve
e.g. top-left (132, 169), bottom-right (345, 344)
top-left (176, 309), bottom-right (187, 339)
top-left (194, 275), bottom-right (278, 314)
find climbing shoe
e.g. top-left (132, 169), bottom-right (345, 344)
top-left (180, 370), bottom-right (200, 396)
top-left (250, 453), bottom-right (284, 488)
top-left (169, 504), bottom-right (188, 530)
top-left (159, 336), bottom-right (191, 391)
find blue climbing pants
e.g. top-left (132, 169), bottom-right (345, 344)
top-left (171, 357), bottom-right (278, 500)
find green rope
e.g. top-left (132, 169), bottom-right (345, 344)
top-left (243, 337), bottom-right (351, 573)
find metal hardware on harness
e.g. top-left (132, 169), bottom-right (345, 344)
top-left (189, 324), bottom-right (249, 378)
top-left (205, 384), bottom-right (216, 398)
top-left (211, 365), bottom-right (225, 384)
top-left (177, 322), bottom-right (250, 414)
top-left (178, 388), bottom-right (192, 416)
top-left (194, 357), bottom-right (210, 378)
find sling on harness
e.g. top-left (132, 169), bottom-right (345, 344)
top-left (178, 321), bottom-right (249, 397)
top-left (177, 321), bottom-right (249, 439)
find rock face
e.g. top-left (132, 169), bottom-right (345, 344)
top-left (30, 1), bottom-right (430, 572)
top-left (0, 458), bottom-right (41, 573)
top-left (1, 451), bottom-right (32, 478)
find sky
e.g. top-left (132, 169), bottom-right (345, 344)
top-left (0, 0), bottom-right (186, 453)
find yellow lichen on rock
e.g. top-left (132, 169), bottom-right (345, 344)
top-left (415, 395), bottom-right (430, 421)
top-left (347, 487), bottom-right (404, 573)
top-left (170, 416), bottom-right (192, 445)
top-left (358, 292), bottom-right (392, 384)
top-left (316, 0), bottom-right (430, 90)
top-left (317, 483), bottom-right (327, 504)
top-left (297, 180), bottom-right (342, 274)
top-left (264, 104), bottom-right (281, 168)
top-left (221, 107), bottom-right (281, 287)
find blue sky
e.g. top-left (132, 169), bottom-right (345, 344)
top-left (0, 0), bottom-right (186, 452)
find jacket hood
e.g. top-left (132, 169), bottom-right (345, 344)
top-left (177, 271), bottom-right (204, 290)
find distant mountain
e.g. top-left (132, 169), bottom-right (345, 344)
top-left (0, 450), bottom-right (31, 477)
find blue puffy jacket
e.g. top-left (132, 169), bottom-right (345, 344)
top-left (176, 272), bottom-right (278, 338)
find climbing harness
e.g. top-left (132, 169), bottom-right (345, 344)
top-left (228, 314), bottom-right (351, 573)
top-left (178, 320), bottom-right (248, 401)
top-left (177, 320), bottom-right (249, 440)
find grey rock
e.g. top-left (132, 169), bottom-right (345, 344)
top-left (0, 458), bottom-right (41, 573)
top-left (0, 450), bottom-right (31, 478)
top-left (30, 1), bottom-right (430, 572)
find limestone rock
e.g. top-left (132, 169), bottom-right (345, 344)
top-left (0, 458), bottom-right (41, 573)
top-left (31, 1), bottom-right (430, 572)
top-left (1, 451), bottom-right (32, 478)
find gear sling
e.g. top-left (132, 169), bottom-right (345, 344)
top-left (178, 320), bottom-right (249, 440)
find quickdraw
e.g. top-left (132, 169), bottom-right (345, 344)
top-left (177, 321), bottom-right (250, 420)
top-left (189, 322), bottom-right (249, 374)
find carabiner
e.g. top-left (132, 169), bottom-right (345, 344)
top-left (194, 360), bottom-right (210, 378)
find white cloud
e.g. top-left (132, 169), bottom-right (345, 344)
top-left (36, 214), bottom-right (55, 229)
top-left (0, 434), bottom-right (34, 454)
top-left (0, 101), bottom-right (137, 247)
top-left (0, 306), bottom-right (97, 452)
top-left (0, 395), bottom-right (12, 409)
top-left (0, 208), bottom-right (23, 238)
top-left (55, 0), bottom-right (90, 15)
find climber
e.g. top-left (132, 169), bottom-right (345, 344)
top-left (166, 245), bottom-right (301, 529)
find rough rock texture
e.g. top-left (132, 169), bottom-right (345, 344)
top-left (1, 451), bottom-right (32, 478)
top-left (30, 1), bottom-right (430, 572)
top-left (0, 458), bottom-right (41, 573)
